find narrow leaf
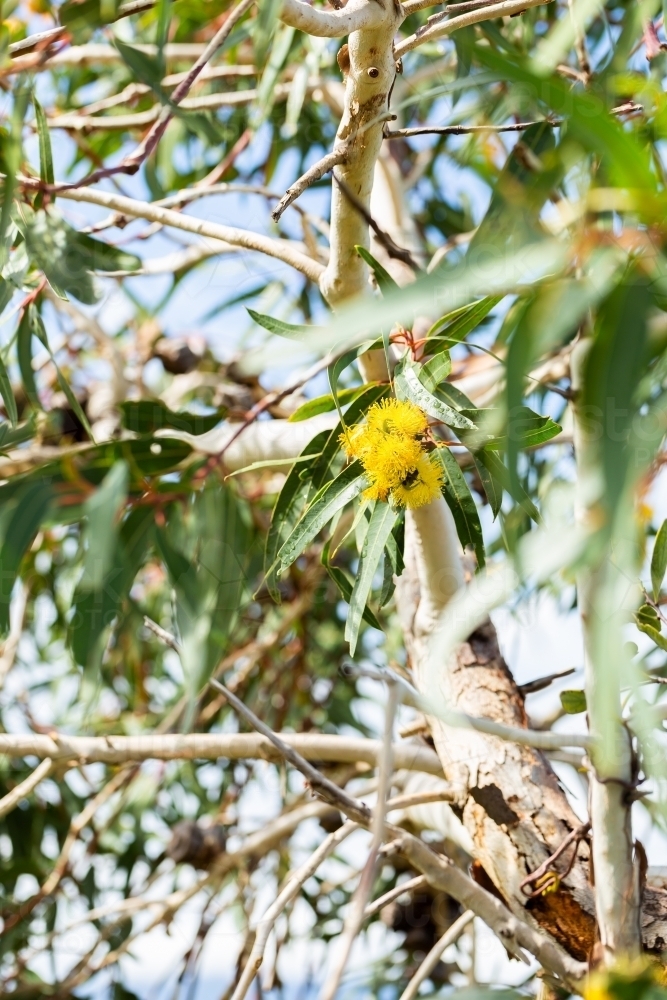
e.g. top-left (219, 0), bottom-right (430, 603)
top-left (345, 503), bottom-right (398, 654)
top-left (396, 361), bottom-right (475, 430)
top-left (434, 448), bottom-right (485, 567)
top-left (33, 96), bottom-right (54, 190)
top-left (474, 449), bottom-right (540, 523)
top-left (0, 480), bottom-right (53, 633)
top-left (355, 245), bottom-right (399, 293)
top-left (17, 307), bottom-right (39, 408)
top-left (32, 309), bottom-right (95, 440)
top-left (652, 520), bottom-right (667, 600)
top-left (278, 462), bottom-right (366, 573)
top-left (247, 308), bottom-right (311, 340)
top-left (288, 386), bottom-right (366, 422)
top-left (427, 295), bottom-right (502, 344)
top-left (0, 353), bottom-right (17, 426)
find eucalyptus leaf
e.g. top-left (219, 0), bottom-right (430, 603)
top-left (345, 502), bottom-right (397, 654)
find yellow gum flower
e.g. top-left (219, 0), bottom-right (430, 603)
top-left (391, 454), bottom-right (444, 509)
top-left (362, 434), bottom-right (423, 492)
top-left (365, 398), bottom-right (429, 439)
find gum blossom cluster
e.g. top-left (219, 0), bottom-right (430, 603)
top-left (341, 398), bottom-right (443, 509)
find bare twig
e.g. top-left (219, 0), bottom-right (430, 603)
top-left (518, 667), bottom-right (576, 696)
top-left (317, 683), bottom-right (399, 1000)
top-left (398, 910), bottom-right (475, 1000)
top-left (385, 119), bottom-right (556, 138)
top-left (0, 757), bottom-right (53, 820)
top-left (231, 820), bottom-right (359, 1000)
top-left (208, 677), bottom-right (586, 989)
top-left (272, 147), bottom-right (350, 222)
top-left (333, 173), bottom-right (422, 271)
top-left (395, 0), bottom-right (551, 56)
top-left (144, 616), bottom-right (181, 652)
top-left (363, 874), bottom-right (428, 919)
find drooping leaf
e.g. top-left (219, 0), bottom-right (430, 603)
top-left (59, 0), bottom-right (120, 36)
top-left (17, 306), bottom-right (39, 408)
top-left (434, 448), bottom-right (485, 567)
top-left (278, 462), bottom-right (366, 573)
top-left (321, 541), bottom-right (382, 631)
top-left (355, 245), bottom-right (399, 293)
top-left (0, 480), bottom-right (53, 633)
top-left (420, 352), bottom-right (452, 392)
top-left (328, 347), bottom-right (360, 424)
top-left (635, 604), bottom-right (667, 652)
top-left (474, 448), bottom-right (540, 522)
top-left (345, 502), bottom-right (398, 654)
top-left (0, 352), bottom-right (17, 426)
top-left (32, 308), bottom-right (94, 440)
top-left (395, 359), bottom-right (475, 431)
top-left (80, 461), bottom-right (129, 592)
top-left (33, 96), bottom-right (54, 189)
top-left (652, 520), bottom-right (667, 600)
top-left (264, 430), bottom-right (329, 600)
top-left (473, 454), bottom-right (504, 518)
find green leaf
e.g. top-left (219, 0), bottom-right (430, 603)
top-left (17, 306), bottom-right (39, 408)
top-left (420, 352), bottom-right (452, 392)
top-left (0, 479), bottom-right (53, 633)
top-left (345, 502), bottom-right (398, 654)
top-left (473, 454), bottom-right (503, 519)
top-left (328, 347), bottom-right (359, 424)
top-left (60, 0), bottom-right (120, 36)
top-left (81, 461), bottom-right (129, 591)
top-left (288, 386), bottom-right (367, 422)
top-left (321, 542), bottom-right (383, 631)
top-left (120, 400), bottom-right (225, 435)
top-left (434, 448), bottom-right (485, 567)
top-left (254, 0), bottom-right (282, 68)
top-left (427, 295), bottom-right (502, 345)
top-left (474, 449), bottom-right (540, 523)
top-left (264, 430), bottom-right (329, 600)
top-left (278, 462), bottom-right (366, 573)
top-left (355, 246), bottom-right (399, 294)
top-left (247, 308), bottom-right (311, 340)
top-left (0, 352), bottom-right (17, 426)
top-left (395, 360), bottom-right (475, 431)
top-left (32, 309), bottom-right (95, 440)
top-left (652, 520), bottom-right (667, 600)
top-left (634, 604), bottom-right (667, 651)
top-left (560, 689), bottom-right (587, 714)
top-left (33, 96), bottom-right (54, 189)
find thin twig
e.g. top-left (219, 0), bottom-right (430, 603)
top-left (518, 667), bottom-right (576, 696)
top-left (230, 820), bottom-right (359, 1000)
top-left (333, 173), bottom-right (422, 271)
top-left (0, 757), bottom-right (53, 820)
top-left (363, 875), bottom-right (428, 919)
top-left (144, 616), bottom-right (181, 652)
top-left (398, 910), bottom-right (475, 1000)
top-left (520, 822), bottom-right (591, 898)
top-left (272, 146), bottom-right (350, 222)
top-left (40, 0), bottom-right (256, 192)
top-left (0, 581), bottom-right (29, 689)
top-left (317, 683), bottom-right (399, 1000)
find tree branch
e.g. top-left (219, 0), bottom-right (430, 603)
top-left (0, 757), bottom-right (53, 820)
top-left (279, 0), bottom-right (387, 37)
top-left (272, 146), bottom-right (350, 222)
top-left (15, 180), bottom-right (325, 283)
top-left (398, 910), bottom-right (475, 1000)
top-left (0, 731), bottom-right (445, 774)
top-left (395, 0), bottom-right (550, 56)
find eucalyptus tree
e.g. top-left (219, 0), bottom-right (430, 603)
top-left (2, 0), bottom-right (667, 996)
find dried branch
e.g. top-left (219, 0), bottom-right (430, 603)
top-left (395, 0), bottom-right (551, 56)
top-left (0, 731), bottom-right (444, 774)
top-left (272, 146), bottom-right (350, 222)
top-left (518, 667), bottom-right (576, 696)
top-left (398, 909), bottom-right (475, 1000)
top-left (0, 757), bottom-right (53, 820)
top-left (231, 820), bottom-right (359, 1000)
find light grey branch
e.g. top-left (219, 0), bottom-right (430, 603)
top-left (279, 0), bottom-right (386, 37)
top-left (0, 731), bottom-right (444, 774)
top-left (395, 0), bottom-right (550, 56)
top-left (272, 147), bottom-right (349, 222)
top-left (398, 910), bottom-right (475, 1000)
top-left (0, 758), bottom-right (54, 820)
top-left (363, 875), bottom-right (428, 919)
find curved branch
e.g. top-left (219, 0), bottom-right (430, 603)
top-left (279, 0), bottom-right (386, 37)
top-left (395, 0), bottom-right (549, 56)
top-left (25, 183), bottom-right (325, 283)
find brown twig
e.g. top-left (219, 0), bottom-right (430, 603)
top-left (272, 146), bottom-right (350, 222)
top-left (520, 822), bottom-right (591, 898)
top-left (333, 173), bottom-right (422, 271)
